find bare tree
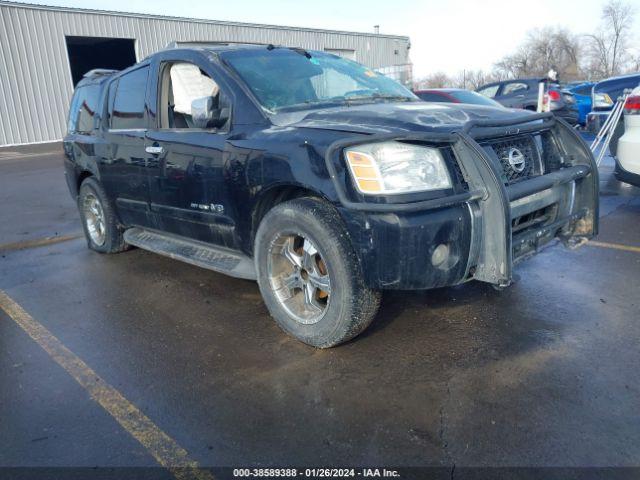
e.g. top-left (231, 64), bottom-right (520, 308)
top-left (414, 71), bottom-right (452, 89)
top-left (464, 70), bottom-right (488, 90)
top-left (456, 69), bottom-right (501, 90)
top-left (414, 69), bottom-right (503, 91)
top-left (494, 27), bottom-right (582, 81)
top-left (585, 0), bottom-right (635, 77)
top-left (630, 50), bottom-right (640, 72)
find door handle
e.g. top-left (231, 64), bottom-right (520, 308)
top-left (145, 145), bottom-right (164, 155)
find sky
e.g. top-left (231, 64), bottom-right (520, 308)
top-left (16, 0), bottom-right (640, 77)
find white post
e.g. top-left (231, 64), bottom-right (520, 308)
top-left (537, 81), bottom-right (545, 112)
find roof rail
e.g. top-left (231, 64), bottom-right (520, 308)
top-left (83, 68), bottom-right (119, 78)
top-left (164, 41), bottom-right (267, 49)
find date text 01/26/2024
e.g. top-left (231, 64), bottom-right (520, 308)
top-left (232, 468), bottom-right (401, 478)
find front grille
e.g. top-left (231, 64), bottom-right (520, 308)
top-left (539, 131), bottom-right (564, 172)
top-left (512, 204), bottom-right (557, 234)
top-left (450, 130), bottom-right (565, 190)
top-left (483, 135), bottom-right (542, 185)
top-left (450, 157), bottom-right (469, 191)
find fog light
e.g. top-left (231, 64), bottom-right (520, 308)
top-left (431, 243), bottom-right (450, 268)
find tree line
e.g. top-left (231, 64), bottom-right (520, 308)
top-left (414, 0), bottom-right (638, 90)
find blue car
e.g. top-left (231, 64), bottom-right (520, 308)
top-left (587, 73), bottom-right (640, 134)
top-left (567, 82), bottom-right (594, 126)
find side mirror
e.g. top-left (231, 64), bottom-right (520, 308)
top-left (191, 96), bottom-right (229, 129)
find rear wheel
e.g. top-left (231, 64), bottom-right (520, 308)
top-left (255, 197), bottom-right (381, 348)
top-left (78, 177), bottom-right (127, 253)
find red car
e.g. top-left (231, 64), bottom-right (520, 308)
top-left (414, 88), bottom-right (504, 108)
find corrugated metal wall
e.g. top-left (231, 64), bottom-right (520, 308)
top-left (0, 1), bottom-right (410, 146)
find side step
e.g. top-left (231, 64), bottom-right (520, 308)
top-left (123, 228), bottom-right (256, 280)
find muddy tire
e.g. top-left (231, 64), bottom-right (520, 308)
top-left (254, 197), bottom-right (381, 348)
top-left (78, 177), bottom-right (127, 254)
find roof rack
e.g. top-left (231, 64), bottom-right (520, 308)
top-left (83, 68), bottom-right (119, 78)
top-left (164, 41), bottom-right (267, 49)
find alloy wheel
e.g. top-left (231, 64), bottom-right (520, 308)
top-left (267, 233), bottom-right (331, 325)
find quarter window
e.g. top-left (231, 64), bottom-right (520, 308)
top-left (111, 66), bottom-right (149, 129)
top-left (68, 84), bottom-right (100, 134)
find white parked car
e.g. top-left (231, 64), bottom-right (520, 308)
top-left (615, 86), bottom-right (640, 187)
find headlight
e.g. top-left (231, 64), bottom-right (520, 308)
top-left (344, 141), bottom-right (452, 195)
top-left (593, 92), bottom-right (613, 108)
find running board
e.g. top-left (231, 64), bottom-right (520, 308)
top-left (123, 228), bottom-right (256, 280)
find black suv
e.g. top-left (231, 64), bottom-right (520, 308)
top-left (477, 78), bottom-right (579, 125)
top-left (64, 45), bottom-right (598, 347)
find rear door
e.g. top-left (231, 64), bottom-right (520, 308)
top-left (498, 81), bottom-right (530, 108)
top-left (64, 82), bottom-right (104, 193)
top-left (101, 64), bottom-right (153, 227)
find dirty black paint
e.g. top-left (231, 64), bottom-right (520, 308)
top-left (62, 46), bottom-right (597, 291)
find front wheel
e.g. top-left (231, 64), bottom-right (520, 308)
top-left (254, 198), bottom-right (381, 348)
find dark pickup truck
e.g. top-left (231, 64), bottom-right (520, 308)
top-left (476, 78), bottom-right (580, 126)
top-left (64, 44), bottom-right (598, 347)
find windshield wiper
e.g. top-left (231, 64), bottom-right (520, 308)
top-left (274, 99), bottom-right (348, 113)
top-left (273, 94), bottom-right (415, 113)
top-left (288, 47), bottom-right (312, 59)
top-left (343, 93), bottom-right (414, 104)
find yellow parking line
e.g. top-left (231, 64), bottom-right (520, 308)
top-left (588, 240), bottom-right (640, 254)
top-left (0, 234), bottom-right (82, 253)
top-left (0, 290), bottom-right (214, 480)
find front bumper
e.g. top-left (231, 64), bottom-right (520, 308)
top-left (328, 113), bottom-right (599, 290)
top-left (614, 162), bottom-right (640, 187)
top-left (587, 110), bottom-right (610, 134)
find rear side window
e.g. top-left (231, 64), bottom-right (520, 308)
top-left (502, 82), bottom-right (528, 95)
top-left (68, 84), bottom-right (101, 134)
top-left (110, 66), bottom-right (149, 129)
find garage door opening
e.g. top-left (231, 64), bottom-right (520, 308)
top-left (65, 36), bottom-right (137, 86)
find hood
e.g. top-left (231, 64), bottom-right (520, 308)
top-left (270, 102), bottom-right (535, 135)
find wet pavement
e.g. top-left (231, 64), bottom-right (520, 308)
top-left (1, 141), bottom-right (639, 475)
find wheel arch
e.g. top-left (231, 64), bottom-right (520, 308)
top-left (248, 183), bottom-right (332, 251)
top-left (77, 170), bottom-right (94, 191)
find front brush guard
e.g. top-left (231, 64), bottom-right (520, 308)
top-left (324, 112), bottom-right (599, 287)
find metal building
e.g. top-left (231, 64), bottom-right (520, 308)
top-left (0, 1), bottom-right (412, 146)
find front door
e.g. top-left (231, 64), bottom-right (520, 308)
top-left (145, 59), bottom-right (237, 249)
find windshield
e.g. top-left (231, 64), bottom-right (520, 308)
top-left (449, 90), bottom-right (504, 107)
top-left (220, 48), bottom-right (417, 113)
